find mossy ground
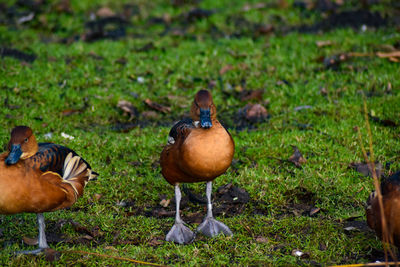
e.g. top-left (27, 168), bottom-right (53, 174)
top-left (0, 0), bottom-right (399, 265)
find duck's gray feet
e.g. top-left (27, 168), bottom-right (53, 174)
top-left (15, 248), bottom-right (46, 255)
top-left (15, 213), bottom-right (49, 255)
top-left (166, 222), bottom-right (195, 244)
top-left (197, 216), bottom-right (233, 237)
top-left (197, 181), bottom-right (233, 237)
top-left (166, 185), bottom-right (195, 244)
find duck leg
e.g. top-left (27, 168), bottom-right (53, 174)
top-left (16, 213), bottom-right (49, 255)
top-left (197, 181), bottom-right (233, 237)
top-left (166, 185), bottom-right (195, 244)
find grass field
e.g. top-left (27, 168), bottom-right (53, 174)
top-left (0, 0), bottom-right (399, 265)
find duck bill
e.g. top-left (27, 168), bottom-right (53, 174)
top-left (5, 144), bottom-right (22, 165)
top-left (200, 108), bottom-right (212, 129)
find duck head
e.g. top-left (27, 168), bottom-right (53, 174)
top-left (190, 90), bottom-right (217, 129)
top-left (5, 126), bottom-right (39, 165)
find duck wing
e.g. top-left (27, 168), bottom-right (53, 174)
top-left (167, 118), bottom-right (194, 145)
top-left (28, 143), bottom-right (98, 180)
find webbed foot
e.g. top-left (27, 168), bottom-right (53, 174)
top-left (15, 247), bottom-right (47, 255)
top-left (197, 217), bottom-right (233, 237)
top-left (166, 222), bottom-right (195, 244)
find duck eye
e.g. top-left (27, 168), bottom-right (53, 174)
top-left (24, 138), bottom-right (28, 143)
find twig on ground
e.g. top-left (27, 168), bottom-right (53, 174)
top-left (62, 250), bottom-right (168, 267)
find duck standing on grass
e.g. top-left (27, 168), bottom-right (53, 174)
top-left (366, 170), bottom-right (400, 247)
top-left (0, 126), bottom-right (98, 254)
top-left (160, 90), bottom-right (235, 244)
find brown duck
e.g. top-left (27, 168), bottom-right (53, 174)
top-left (366, 170), bottom-right (400, 247)
top-left (160, 90), bottom-right (235, 244)
top-left (0, 126), bottom-right (98, 254)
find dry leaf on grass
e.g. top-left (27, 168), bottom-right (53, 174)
top-left (96, 7), bottom-right (115, 18)
top-left (243, 104), bottom-right (268, 121)
top-left (144, 99), bottom-right (171, 113)
top-left (23, 236), bottom-right (38, 246)
top-left (240, 89), bottom-right (264, 101)
top-left (219, 64), bottom-right (234, 75)
top-left (288, 146), bottom-right (306, 167)
top-left (44, 248), bottom-right (60, 262)
top-left (316, 40), bottom-right (333, 47)
top-left (349, 162), bottom-right (383, 178)
top-left (255, 236), bottom-right (269, 243)
top-left (117, 100), bottom-right (137, 120)
top-left (376, 51), bottom-right (400, 58)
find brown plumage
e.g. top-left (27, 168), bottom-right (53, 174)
top-left (160, 90), bottom-right (235, 244)
top-left (366, 171), bottom-right (400, 247)
top-left (0, 126), bottom-right (97, 254)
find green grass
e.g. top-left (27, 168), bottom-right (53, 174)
top-left (0, 0), bottom-right (399, 265)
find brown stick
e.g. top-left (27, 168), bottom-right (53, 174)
top-left (62, 250), bottom-right (168, 267)
top-left (357, 98), bottom-right (397, 267)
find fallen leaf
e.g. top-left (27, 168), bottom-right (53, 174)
top-left (81, 234), bottom-right (94, 240)
top-left (219, 64), bottom-right (234, 75)
top-left (288, 146), bottom-right (306, 167)
top-left (144, 99), bottom-right (171, 113)
top-left (88, 51), bottom-right (104, 60)
top-left (104, 245), bottom-right (118, 251)
top-left (44, 248), bottom-right (60, 262)
top-left (135, 42), bottom-right (155, 52)
top-left (349, 162), bottom-right (383, 178)
top-left (323, 53), bottom-right (348, 70)
top-left (255, 236), bottom-right (269, 243)
top-left (316, 40), bottom-right (333, 47)
top-left (240, 89), bottom-right (264, 101)
top-left (117, 100), bottom-right (137, 120)
top-left (309, 207), bottom-right (320, 216)
top-left (256, 24), bottom-right (274, 35)
top-left (96, 7), bottom-right (116, 18)
top-left (53, 0), bottom-right (72, 13)
top-left (376, 51), bottom-right (400, 58)
top-left (243, 103), bottom-right (268, 121)
top-left (148, 237), bottom-right (163, 246)
top-left (71, 221), bottom-right (100, 238)
top-left (23, 236), bottom-right (38, 246)
top-left (159, 198), bottom-right (170, 208)
top-left (242, 2), bottom-right (267, 11)
top-left (141, 111), bottom-right (159, 119)
top-left (61, 109), bottom-right (81, 116)
top-left (115, 57), bottom-right (127, 65)
top-left (93, 193), bottom-right (102, 201)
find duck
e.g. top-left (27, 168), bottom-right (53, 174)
top-left (0, 126), bottom-right (98, 254)
top-left (366, 170), bottom-right (400, 247)
top-left (160, 90), bottom-right (235, 244)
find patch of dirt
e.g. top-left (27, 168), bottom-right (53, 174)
top-left (279, 186), bottom-right (322, 217)
top-left (1, 47), bottom-right (37, 62)
top-left (297, 9), bottom-right (388, 33)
